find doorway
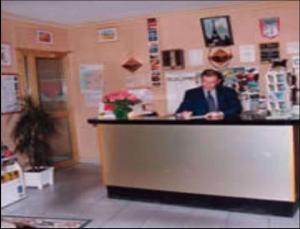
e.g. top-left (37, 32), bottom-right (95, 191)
top-left (17, 49), bottom-right (78, 168)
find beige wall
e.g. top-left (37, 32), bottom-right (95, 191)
top-left (1, 1), bottom-right (299, 163)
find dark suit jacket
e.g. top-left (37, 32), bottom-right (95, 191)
top-left (176, 86), bottom-right (242, 119)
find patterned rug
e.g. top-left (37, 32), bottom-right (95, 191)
top-left (1, 216), bottom-right (91, 228)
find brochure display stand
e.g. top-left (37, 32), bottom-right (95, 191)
top-left (1, 145), bottom-right (26, 208)
top-left (266, 67), bottom-right (292, 113)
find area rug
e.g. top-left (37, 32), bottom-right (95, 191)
top-left (1, 216), bottom-right (91, 228)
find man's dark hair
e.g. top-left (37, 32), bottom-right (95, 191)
top-left (200, 69), bottom-right (224, 81)
top-left (200, 69), bottom-right (224, 85)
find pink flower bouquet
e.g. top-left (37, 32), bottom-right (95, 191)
top-left (103, 90), bottom-right (141, 119)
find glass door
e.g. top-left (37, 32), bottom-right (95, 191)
top-left (35, 57), bottom-right (73, 163)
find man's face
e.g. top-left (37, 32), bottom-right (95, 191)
top-left (201, 76), bottom-right (220, 91)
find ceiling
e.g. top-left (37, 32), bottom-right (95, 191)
top-left (1, 1), bottom-right (245, 26)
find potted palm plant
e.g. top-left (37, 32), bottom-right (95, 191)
top-left (12, 96), bottom-right (56, 190)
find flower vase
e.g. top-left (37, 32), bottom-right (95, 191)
top-left (113, 107), bottom-right (130, 120)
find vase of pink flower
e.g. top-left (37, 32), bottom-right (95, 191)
top-left (103, 90), bottom-right (141, 120)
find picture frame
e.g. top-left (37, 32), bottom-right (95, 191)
top-left (162, 49), bottom-right (185, 70)
top-left (1, 43), bottom-right (12, 67)
top-left (37, 30), bottom-right (54, 44)
top-left (259, 42), bottom-right (280, 63)
top-left (97, 28), bottom-right (118, 43)
top-left (200, 15), bottom-right (234, 47)
top-left (259, 17), bottom-right (280, 39)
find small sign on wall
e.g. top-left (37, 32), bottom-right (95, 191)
top-left (259, 42), bottom-right (280, 63)
top-left (1, 43), bottom-right (12, 67)
top-left (37, 30), bottom-right (54, 44)
top-left (187, 49), bottom-right (204, 67)
top-left (239, 45), bottom-right (256, 63)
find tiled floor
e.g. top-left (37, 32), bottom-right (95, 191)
top-left (1, 164), bottom-right (299, 228)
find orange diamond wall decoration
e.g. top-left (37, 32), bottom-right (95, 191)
top-left (122, 58), bottom-right (143, 72)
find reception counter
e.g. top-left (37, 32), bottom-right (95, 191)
top-left (88, 117), bottom-right (299, 216)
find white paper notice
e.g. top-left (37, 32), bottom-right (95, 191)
top-left (239, 45), bottom-right (256, 63)
top-left (1, 75), bottom-right (20, 113)
top-left (1, 44), bottom-right (12, 66)
top-left (287, 42), bottom-right (300, 54)
top-left (187, 49), bottom-right (203, 67)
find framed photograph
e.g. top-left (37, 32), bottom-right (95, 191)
top-left (200, 16), bottom-right (234, 47)
top-left (97, 28), bottom-right (118, 43)
top-left (1, 43), bottom-right (12, 67)
top-left (37, 30), bottom-right (53, 44)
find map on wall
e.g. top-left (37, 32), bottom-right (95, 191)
top-left (79, 64), bottom-right (104, 107)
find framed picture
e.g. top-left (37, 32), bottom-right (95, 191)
top-left (162, 49), bottom-right (185, 70)
top-left (259, 17), bottom-right (280, 39)
top-left (200, 16), bottom-right (234, 47)
top-left (97, 28), bottom-right (118, 43)
top-left (37, 30), bottom-right (53, 44)
top-left (1, 43), bottom-right (12, 67)
top-left (259, 42), bottom-right (280, 63)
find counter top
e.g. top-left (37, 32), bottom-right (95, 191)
top-left (88, 117), bottom-right (300, 126)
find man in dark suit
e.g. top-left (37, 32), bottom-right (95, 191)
top-left (176, 69), bottom-right (242, 120)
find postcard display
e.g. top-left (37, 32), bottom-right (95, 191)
top-left (266, 68), bottom-right (291, 113)
top-left (147, 18), bottom-right (162, 86)
top-left (1, 145), bottom-right (26, 208)
top-left (222, 67), bottom-right (260, 111)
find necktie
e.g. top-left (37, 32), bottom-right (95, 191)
top-left (207, 91), bottom-right (217, 112)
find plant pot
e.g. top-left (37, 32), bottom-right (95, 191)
top-left (24, 167), bottom-right (54, 190)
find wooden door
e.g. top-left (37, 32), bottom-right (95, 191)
top-left (17, 49), bottom-right (79, 168)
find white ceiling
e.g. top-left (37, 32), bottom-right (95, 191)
top-left (1, 1), bottom-right (245, 26)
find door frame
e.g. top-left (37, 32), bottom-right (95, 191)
top-left (16, 48), bottom-right (79, 169)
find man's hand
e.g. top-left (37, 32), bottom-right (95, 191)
top-left (204, 112), bottom-right (225, 120)
top-left (176, 111), bottom-right (193, 120)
